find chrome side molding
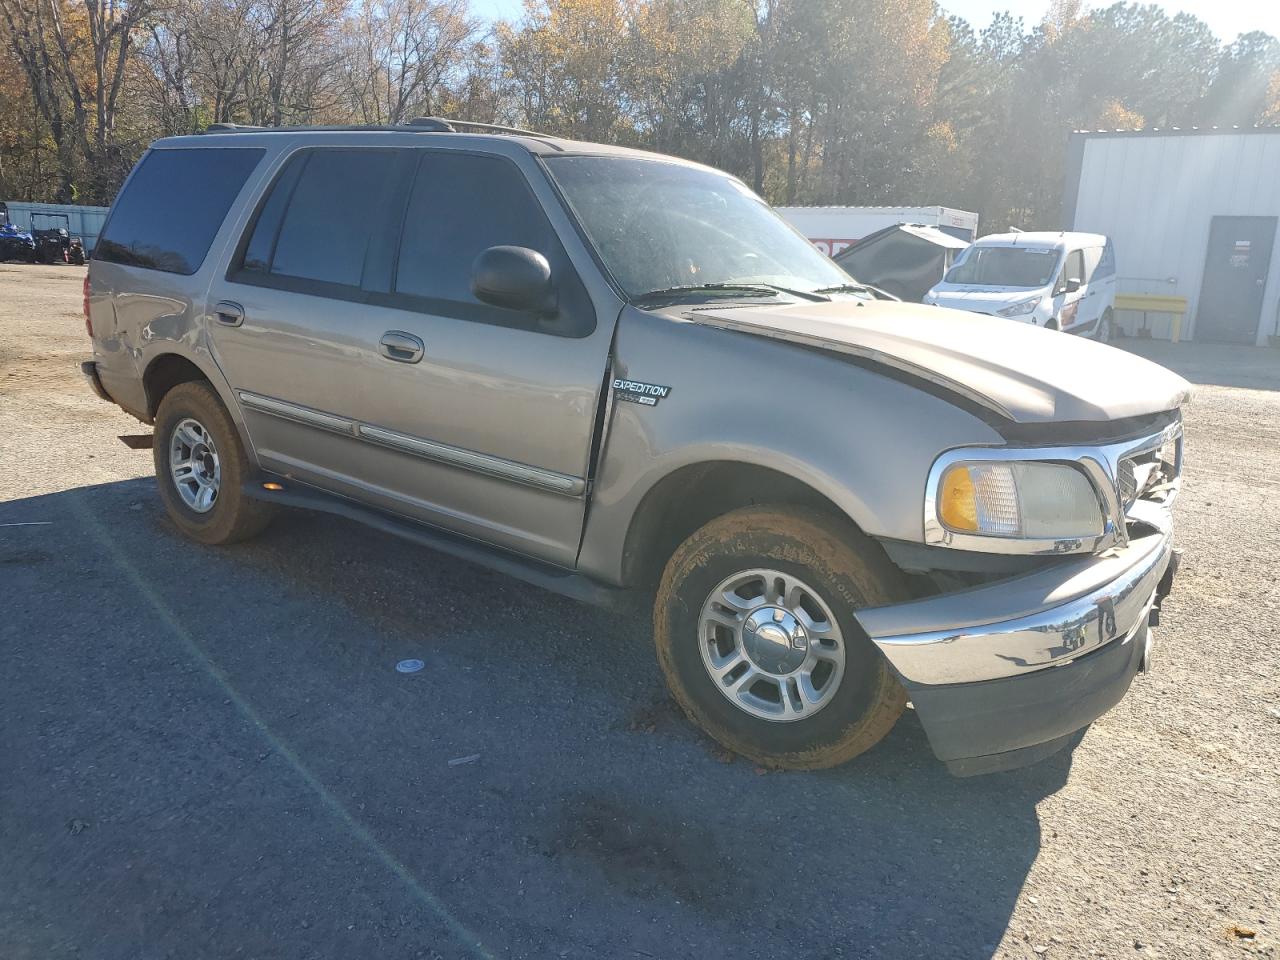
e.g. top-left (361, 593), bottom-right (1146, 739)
top-left (237, 390), bottom-right (585, 497)
top-left (358, 424), bottom-right (584, 495)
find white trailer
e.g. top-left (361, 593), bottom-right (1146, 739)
top-left (775, 206), bottom-right (979, 257)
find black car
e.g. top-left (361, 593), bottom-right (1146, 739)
top-left (833, 223), bottom-right (969, 303)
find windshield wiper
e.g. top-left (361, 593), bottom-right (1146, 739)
top-left (813, 282), bottom-right (874, 296)
top-left (633, 282), bottom-right (830, 304)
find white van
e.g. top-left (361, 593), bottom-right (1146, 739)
top-left (923, 232), bottom-right (1117, 340)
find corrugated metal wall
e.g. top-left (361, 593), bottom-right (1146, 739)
top-left (1070, 131), bottom-right (1280, 345)
top-left (1, 201), bottom-right (110, 254)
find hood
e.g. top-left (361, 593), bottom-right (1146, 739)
top-left (691, 299), bottom-right (1191, 424)
top-left (927, 286), bottom-right (1044, 309)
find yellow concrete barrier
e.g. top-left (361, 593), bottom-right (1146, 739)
top-left (1114, 294), bottom-right (1188, 343)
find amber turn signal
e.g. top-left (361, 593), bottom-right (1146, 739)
top-left (938, 465), bottom-right (979, 532)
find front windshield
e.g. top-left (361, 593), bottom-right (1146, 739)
top-left (944, 246), bottom-right (1060, 288)
top-left (545, 156), bottom-right (849, 299)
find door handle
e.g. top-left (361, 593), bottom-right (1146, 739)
top-left (214, 301), bottom-right (244, 326)
top-left (379, 331), bottom-right (424, 364)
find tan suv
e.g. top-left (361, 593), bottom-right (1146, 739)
top-left (83, 119), bottom-right (1188, 775)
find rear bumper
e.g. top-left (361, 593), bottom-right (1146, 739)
top-left (856, 521), bottom-right (1176, 775)
top-left (80, 360), bottom-right (113, 403)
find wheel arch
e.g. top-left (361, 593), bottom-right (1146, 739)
top-left (141, 350), bottom-right (258, 467)
top-left (143, 352), bottom-right (210, 419)
top-left (617, 459), bottom-right (885, 590)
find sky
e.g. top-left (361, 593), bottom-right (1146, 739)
top-left (468, 0), bottom-right (1280, 43)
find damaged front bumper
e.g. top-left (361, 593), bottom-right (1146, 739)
top-left (856, 513), bottom-right (1177, 776)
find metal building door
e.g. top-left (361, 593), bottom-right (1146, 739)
top-left (1195, 216), bottom-right (1277, 343)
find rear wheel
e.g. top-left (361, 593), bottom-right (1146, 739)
top-left (153, 381), bottom-right (273, 545)
top-left (654, 505), bottom-right (908, 770)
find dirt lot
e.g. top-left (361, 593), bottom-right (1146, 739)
top-left (1, 262), bottom-right (1277, 959)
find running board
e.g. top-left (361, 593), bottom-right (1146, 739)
top-left (243, 479), bottom-right (634, 610)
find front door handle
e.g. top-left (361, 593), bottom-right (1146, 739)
top-left (214, 300), bottom-right (244, 326)
top-left (379, 331), bottom-right (424, 364)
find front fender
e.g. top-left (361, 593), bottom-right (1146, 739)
top-left (576, 308), bottom-right (1004, 584)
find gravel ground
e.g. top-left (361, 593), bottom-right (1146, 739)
top-left (1, 262), bottom-right (1277, 960)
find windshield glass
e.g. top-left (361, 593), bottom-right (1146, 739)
top-left (545, 156), bottom-right (848, 299)
top-left (944, 246), bottom-right (1060, 288)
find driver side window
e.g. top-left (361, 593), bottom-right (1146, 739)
top-left (1066, 249), bottom-right (1085, 285)
top-left (388, 150), bottom-right (594, 337)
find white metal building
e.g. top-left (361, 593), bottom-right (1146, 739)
top-left (1064, 127), bottom-right (1280, 345)
top-left (776, 206), bottom-right (979, 257)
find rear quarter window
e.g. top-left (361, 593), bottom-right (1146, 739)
top-left (95, 148), bottom-right (264, 275)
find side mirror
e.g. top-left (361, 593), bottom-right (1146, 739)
top-left (1063, 277), bottom-right (1082, 294)
top-left (471, 245), bottom-right (556, 315)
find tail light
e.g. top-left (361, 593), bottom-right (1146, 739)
top-left (83, 273), bottom-right (92, 337)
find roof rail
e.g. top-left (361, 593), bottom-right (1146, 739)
top-left (201, 122), bottom-right (421, 134)
top-left (199, 118), bottom-right (556, 140)
top-left (404, 117), bottom-right (455, 132)
top-left (407, 117), bottom-right (555, 139)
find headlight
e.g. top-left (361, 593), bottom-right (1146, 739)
top-left (995, 296), bottom-right (1041, 318)
top-left (936, 460), bottom-right (1103, 539)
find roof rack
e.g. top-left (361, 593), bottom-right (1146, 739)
top-left (200, 117), bottom-right (556, 140)
top-left (406, 117), bottom-right (554, 139)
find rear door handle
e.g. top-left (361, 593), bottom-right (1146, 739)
top-left (214, 301), bottom-right (244, 326)
top-left (379, 331), bottom-right (424, 364)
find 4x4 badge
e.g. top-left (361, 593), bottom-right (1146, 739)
top-left (613, 378), bottom-right (671, 407)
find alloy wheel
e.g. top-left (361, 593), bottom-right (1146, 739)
top-left (698, 568), bottom-right (847, 722)
top-left (168, 417), bottom-right (221, 513)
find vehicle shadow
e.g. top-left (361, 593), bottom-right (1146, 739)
top-left (1, 478), bottom-right (1070, 960)
top-left (1119, 337), bottom-right (1280, 391)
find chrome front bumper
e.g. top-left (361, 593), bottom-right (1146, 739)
top-left (856, 514), bottom-right (1175, 774)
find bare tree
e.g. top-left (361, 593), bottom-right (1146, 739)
top-left (0, 0), bottom-right (153, 200)
top-left (340, 0), bottom-right (478, 125)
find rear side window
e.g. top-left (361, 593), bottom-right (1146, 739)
top-left (95, 148), bottom-right (263, 275)
top-left (1082, 246), bottom-right (1101, 280)
top-left (240, 154), bottom-right (305, 273)
top-left (236, 149), bottom-right (397, 290)
top-left (1096, 240), bottom-right (1116, 279)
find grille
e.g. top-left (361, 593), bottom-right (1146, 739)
top-left (1118, 433), bottom-right (1181, 515)
top-left (1117, 458), bottom-right (1138, 509)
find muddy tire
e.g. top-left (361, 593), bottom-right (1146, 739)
top-left (153, 380), bottom-right (273, 545)
top-left (654, 505), bottom-right (908, 770)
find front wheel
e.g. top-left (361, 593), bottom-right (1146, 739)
top-left (1096, 308), bottom-right (1114, 343)
top-left (654, 506), bottom-right (908, 770)
top-left (153, 381), bottom-right (274, 545)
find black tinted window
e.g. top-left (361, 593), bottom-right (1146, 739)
top-left (96, 148), bottom-right (263, 274)
top-left (241, 153), bottom-right (305, 273)
top-left (395, 153), bottom-right (555, 303)
top-left (268, 150), bottom-right (397, 287)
